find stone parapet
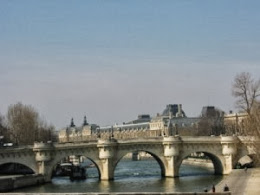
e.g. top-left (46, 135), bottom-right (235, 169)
top-left (181, 136), bottom-right (221, 143)
top-left (97, 138), bottom-right (118, 159)
top-left (33, 142), bottom-right (54, 162)
top-left (3, 193), bottom-right (231, 195)
top-left (221, 135), bottom-right (239, 144)
top-left (97, 138), bottom-right (118, 146)
top-left (34, 151), bottom-right (52, 162)
top-left (0, 174), bottom-right (45, 192)
top-left (163, 136), bottom-right (182, 157)
top-left (221, 136), bottom-right (239, 156)
top-left (33, 142), bottom-right (54, 150)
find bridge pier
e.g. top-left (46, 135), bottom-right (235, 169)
top-left (97, 138), bottom-right (118, 180)
top-left (221, 136), bottom-right (239, 174)
top-left (163, 136), bottom-right (181, 177)
top-left (99, 158), bottom-right (115, 180)
top-left (33, 142), bottom-right (54, 182)
top-left (164, 156), bottom-right (179, 177)
top-left (222, 154), bottom-right (233, 174)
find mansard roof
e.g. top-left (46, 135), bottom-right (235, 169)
top-left (162, 104), bottom-right (186, 117)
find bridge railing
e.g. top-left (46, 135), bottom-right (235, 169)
top-left (59, 129), bottom-right (163, 143)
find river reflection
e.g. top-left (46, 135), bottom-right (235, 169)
top-left (13, 159), bottom-right (223, 193)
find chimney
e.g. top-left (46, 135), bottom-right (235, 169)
top-left (176, 104), bottom-right (182, 117)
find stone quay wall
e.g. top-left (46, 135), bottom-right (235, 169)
top-left (0, 174), bottom-right (45, 192)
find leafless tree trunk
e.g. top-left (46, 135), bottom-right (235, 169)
top-left (232, 72), bottom-right (260, 165)
top-left (248, 104), bottom-right (260, 165)
top-left (0, 113), bottom-right (9, 143)
top-left (197, 107), bottom-right (225, 136)
top-left (7, 103), bottom-right (39, 145)
top-left (232, 72), bottom-right (260, 115)
top-left (6, 102), bottom-right (56, 145)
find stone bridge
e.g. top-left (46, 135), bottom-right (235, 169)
top-left (0, 135), bottom-right (255, 182)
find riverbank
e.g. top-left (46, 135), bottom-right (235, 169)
top-left (216, 168), bottom-right (260, 195)
top-left (244, 168), bottom-right (260, 195)
top-left (0, 174), bottom-right (45, 192)
top-left (183, 158), bottom-right (260, 194)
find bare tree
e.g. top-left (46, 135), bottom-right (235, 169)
top-left (6, 102), bottom-right (56, 145)
top-left (179, 127), bottom-right (198, 136)
top-left (252, 104), bottom-right (260, 163)
top-left (197, 106), bottom-right (225, 136)
top-left (251, 102), bottom-right (260, 137)
top-left (7, 103), bottom-right (39, 144)
top-left (232, 72), bottom-right (260, 165)
top-left (232, 72), bottom-right (260, 115)
top-left (0, 113), bottom-right (9, 143)
top-left (38, 119), bottom-right (57, 142)
top-left (0, 113), bottom-right (5, 135)
top-left (242, 102), bottom-right (260, 165)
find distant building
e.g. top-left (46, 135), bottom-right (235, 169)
top-left (58, 104), bottom-right (189, 142)
top-left (161, 104), bottom-right (186, 118)
top-left (58, 104), bottom-right (200, 142)
top-left (201, 106), bottom-right (225, 118)
top-left (59, 104), bottom-right (248, 142)
top-left (201, 106), bottom-right (217, 117)
top-left (125, 114), bottom-right (151, 124)
top-left (58, 117), bottom-right (99, 143)
top-left (224, 112), bottom-right (248, 135)
top-left (150, 104), bottom-right (199, 132)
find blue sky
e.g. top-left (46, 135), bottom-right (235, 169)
top-left (1, 0), bottom-right (260, 128)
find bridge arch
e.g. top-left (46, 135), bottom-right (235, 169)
top-left (47, 151), bottom-right (101, 181)
top-left (0, 162), bottom-right (36, 174)
top-left (0, 157), bottom-right (38, 174)
top-left (114, 149), bottom-right (165, 178)
top-left (177, 150), bottom-right (224, 176)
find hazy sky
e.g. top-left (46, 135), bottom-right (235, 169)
top-left (1, 0), bottom-right (260, 128)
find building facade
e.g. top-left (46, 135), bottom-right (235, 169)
top-left (58, 104), bottom-right (248, 143)
top-left (58, 104), bottom-right (200, 142)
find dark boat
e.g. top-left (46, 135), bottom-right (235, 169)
top-left (54, 163), bottom-right (73, 176)
top-left (70, 165), bottom-right (86, 181)
top-left (54, 163), bottom-right (87, 180)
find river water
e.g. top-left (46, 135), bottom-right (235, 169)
top-left (13, 159), bottom-right (223, 193)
